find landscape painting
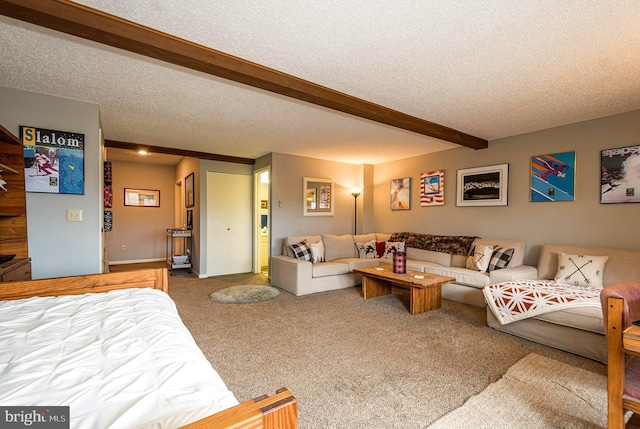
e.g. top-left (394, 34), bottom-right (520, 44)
top-left (456, 164), bottom-right (508, 207)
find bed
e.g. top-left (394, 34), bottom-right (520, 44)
top-left (0, 268), bottom-right (297, 428)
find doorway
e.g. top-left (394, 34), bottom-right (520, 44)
top-left (254, 168), bottom-right (270, 275)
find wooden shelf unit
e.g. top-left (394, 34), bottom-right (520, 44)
top-left (0, 124), bottom-right (29, 266)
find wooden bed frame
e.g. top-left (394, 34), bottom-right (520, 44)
top-left (1, 268), bottom-right (298, 429)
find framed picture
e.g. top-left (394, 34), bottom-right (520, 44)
top-left (186, 209), bottom-right (193, 230)
top-left (124, 188), bottom-right (160, 207)
top-left (601, 144), bottom-right (640, 204)
top-left (303, 177), bottom-right (333, 216)
top-left (390, 177), bottom-right (411, 210)
top-left (185, 172), bottom-right (194, 208)
top-left (20, 125), bottom-right (85, 195)
top-left (420, 170), bottom-right (444, 206)
top-left (261, 200), bottom-right (268, 209)
top-left (530, 151), bottom-right (575, 202)
top-left (456, 163), bottom-right (509, 207)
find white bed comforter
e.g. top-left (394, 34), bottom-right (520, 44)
top-left (0, 288), bottom-right (239, 428)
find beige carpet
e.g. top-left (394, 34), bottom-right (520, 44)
top-left (168, 273), bottom-right (609, 428)
top-left (428, 353), bottom-right (609, 429)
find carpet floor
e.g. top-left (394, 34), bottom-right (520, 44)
top-left (168, 272), bottom-right (609, 429)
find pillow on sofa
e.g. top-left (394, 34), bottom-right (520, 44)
top-left (382, 241), bottom-right (405, 259)
top-left (466, 244), bottom-right (493, 272)
top-left (290, 239), bottom-right (312, 262)
top-left (309, 241), bottom-right (325, 263)
top-left (322, 234), bottom-right (358, 261)
top-left (488, 246), bottom-right (515, 271)
top-left (376, 242), bottom-right (386, 258)
top-left (554, 252), bottom-right (609, 287)
top-left (355, 240), bottom-right (378, 259)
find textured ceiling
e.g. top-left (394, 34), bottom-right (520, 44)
top-left (1, 0), bottom-right (639, 165)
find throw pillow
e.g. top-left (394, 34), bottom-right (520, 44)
top-left (375, 241), bottom-right (386, 259)
top-left (554, 252), bottom-right (609, 288)
top-left (290, 239), bottom-right (312, 262)
top-left (309, 241), bottom-right (325, 263)
top-left (465, 244), bottom-right (493, 272)
top-left (382, 241), bottom-right (405, 259)
top-left (355, 240), bottom-right (378, 259)
top-left (488, 246), bottom-right (515, 272)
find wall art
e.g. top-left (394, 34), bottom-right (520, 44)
top-left (185, 172), bottom-right (194, 208)
top-left (530, 151), bottom-right (575, 202)
top-left (456, 163), bottom-right (508, 207)
top-left (303, 177), bottom-right (333, 216)
top-left (420, 170), bottom-right (444, 206)
top-left (124, 188), bottom-right (160, 207)
top-left (601, 144), bottom-right (640, 204)
top-left (20, 125), bottom-right (84, 194)
top-left (390, 177), bottom-right (411, 210)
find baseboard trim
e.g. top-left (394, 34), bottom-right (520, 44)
top-left (109, 258), bottom-right (165, 265)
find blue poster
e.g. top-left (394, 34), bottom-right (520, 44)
top-left (20, 126), bottom-right (85, 195)
top-left (530, 151), bottom-right (575, 202)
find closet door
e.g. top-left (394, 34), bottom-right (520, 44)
top-left (206, 172), bottom-right (252, 276)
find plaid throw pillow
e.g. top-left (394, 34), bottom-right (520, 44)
top-left (291, 239), bottom-right (312, 261)
top-left (488, 246), bottom-right (514, 271)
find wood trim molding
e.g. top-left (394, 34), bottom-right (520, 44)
top-left (105, 140), bottom-right (255, 165)
top-left (0, 0), bottom-right (488, 150)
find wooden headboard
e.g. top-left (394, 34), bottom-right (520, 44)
top-left (0, 268), bottom-right (168, 301)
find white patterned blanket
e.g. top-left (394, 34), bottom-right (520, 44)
top-left (483, 280), bottom-right (602, 325)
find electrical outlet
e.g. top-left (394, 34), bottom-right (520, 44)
top-left (66, 209), bottom-right (82, 222)
top-left (121, 245), bottom-right (126, 252)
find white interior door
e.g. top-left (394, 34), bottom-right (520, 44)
top-left (206, 172), bottom-right (252, 276)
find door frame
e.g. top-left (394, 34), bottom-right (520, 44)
top-left (253, 167), bottom-right (270, 274)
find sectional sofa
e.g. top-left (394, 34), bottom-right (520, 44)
top-left (486, 243), bottom-right (640, 363)
top-left (270, 232), bottom-right (536, 306)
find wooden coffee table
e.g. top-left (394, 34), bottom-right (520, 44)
top-left (354, 266), bottom-right (455, 315)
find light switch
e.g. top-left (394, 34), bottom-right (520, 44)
top-left (66, 209), bottom-right (82, 222)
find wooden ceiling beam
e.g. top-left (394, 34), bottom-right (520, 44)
top-left (0, 0), bottom-right (488, 150)
top-left (105, 140), bottom-right (255, 165)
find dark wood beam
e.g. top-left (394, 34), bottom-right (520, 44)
top-left (105, 140), bottom-right (255, 165)
top-left (0, 0), bottom-right (488, 150)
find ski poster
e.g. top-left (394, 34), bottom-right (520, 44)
top-left (20, 126), bottom-right (84, 194)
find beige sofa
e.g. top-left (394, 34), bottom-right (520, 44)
top-left (486, 243), bottom-right (640, 363)
top-left (270, 232), bottom-right (536, 302)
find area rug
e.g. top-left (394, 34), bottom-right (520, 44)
top-left (428, 353), bottom-right (610, 429)
top-left (210, 285), bottom-right (279, 304)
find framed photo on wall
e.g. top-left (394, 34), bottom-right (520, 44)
top-left (186, 209), bottom-right (193, 230)
top-left (601, 144), bottom-right (640, 204)
top-left (390, 177), bottom-right (411, 210)
top-left (185, 172), bottom-right (194, 208)
top-left (420, 170), bottom-right (444, 206)
top-left (456, 163), bottom-right (508, 207)
top-left (303, 177), bottom-right (333, 216)
top-left (124, 188), bottom-right (160, 207)
top-left (530, 151), bottom-right (575, 202)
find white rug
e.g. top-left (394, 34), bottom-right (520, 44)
top-left (210, 285), bottom-right (279, 304)
top-left (428, 353), bottom-right (610, 429)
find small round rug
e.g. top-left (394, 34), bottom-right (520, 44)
top-left (210, 285), bottom-right (280, 304)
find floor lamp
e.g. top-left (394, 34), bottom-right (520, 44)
top-left (350, 188), bottom-right (361, 235)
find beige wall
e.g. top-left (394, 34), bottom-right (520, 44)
top-left (373, 110), bottom-right (640, 265)
top-left (107, 160), bottom-right (176, 263)
top-left (270, 153), bottom-right (363, 256)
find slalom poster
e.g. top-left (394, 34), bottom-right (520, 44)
top-left (20, 126), bottom-right (84, 195)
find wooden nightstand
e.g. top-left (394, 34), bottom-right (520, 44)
top-left (0, 258), bottom-right (32, 282)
